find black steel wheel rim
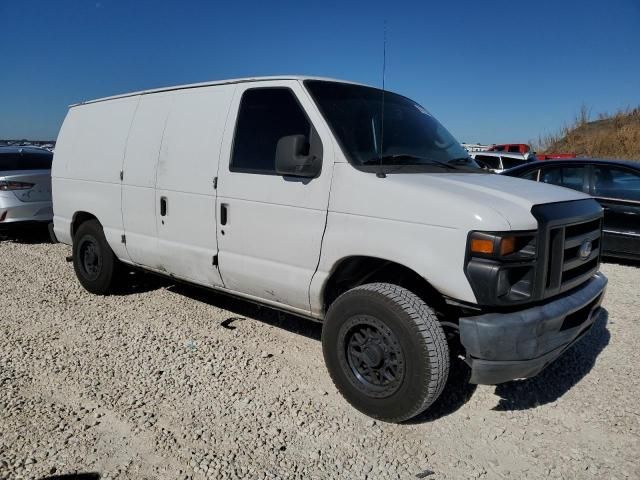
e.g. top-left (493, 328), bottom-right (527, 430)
top-left (341, 315), bottom-right (405, 398)
top-left (78, 236), bottom-right (102, 281)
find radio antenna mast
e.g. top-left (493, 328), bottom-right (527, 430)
top-left (376, 20), bottom-right (387, 179)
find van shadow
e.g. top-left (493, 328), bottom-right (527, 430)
top-left (404, 351), bottom-right (477, 424)
top-left (168, 282), bottom-right (323, 341)
top-left (0, 223), bottom-right (52, 244)
top-left (111, 268), bottom-right (174, 296)
top-left (491, 308), bottom-right (610, 411)
top-left (602, 256), bottom-right (640, 268)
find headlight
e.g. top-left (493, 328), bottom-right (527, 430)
top-left (465, 231), bottom-right (538, 306)
top-left (468, 231), bottom-right (536, 259)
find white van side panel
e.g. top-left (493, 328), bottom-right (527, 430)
top-left (153, 85), bottom-right (235, 286)
top-left (308, 163), bottom-right (514, 315)
top-left (52, 97), bottom-right (139, 260)
top-left (310, 212), bottom-right (473, 315)
top-left (122, 93), bottom-right (172, 267)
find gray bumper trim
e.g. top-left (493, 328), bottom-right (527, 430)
top-left (460, 272), bottom-right (607, 385)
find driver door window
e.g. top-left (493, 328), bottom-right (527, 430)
top-left (231, 88), bottom-right (311, 174)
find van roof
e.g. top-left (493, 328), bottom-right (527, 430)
top-left (71, 76), bottom-right (368, 107)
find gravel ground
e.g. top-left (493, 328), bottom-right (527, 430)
top-left (1, 227), bottom-right (639, 480)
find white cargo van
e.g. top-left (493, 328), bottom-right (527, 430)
top-left (52, 76), bottom-right (607, 422)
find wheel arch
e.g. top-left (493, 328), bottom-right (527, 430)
top-left (321, 255), bottom-right (448, 317)
top-left (71, 211), bottom-right (99, 239)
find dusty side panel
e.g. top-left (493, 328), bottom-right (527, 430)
top-left (51, 96), bottom-right (139, 258)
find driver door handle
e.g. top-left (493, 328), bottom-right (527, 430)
top-left (160, 196), bottom-right (168, 216)
top-left (220, 203), bottom-right (228, 225)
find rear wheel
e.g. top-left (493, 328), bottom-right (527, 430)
top-left (72, 219), bottom-right (118, 295)
top-left (322, 283), bottom-right (449, 422)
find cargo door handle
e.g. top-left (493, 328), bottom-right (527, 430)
top-left (160, 196), bottom-right (168, 216)
top-left (220, 203), bottom-right (228, 225)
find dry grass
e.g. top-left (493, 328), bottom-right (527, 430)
top-left (538, 106), bottom-right (640, 161)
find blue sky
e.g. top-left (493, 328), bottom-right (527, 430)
top-left (1, 0), bottom-right (639, 144)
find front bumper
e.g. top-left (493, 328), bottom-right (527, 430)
top-left (460, 272), bottom-right (607, 385)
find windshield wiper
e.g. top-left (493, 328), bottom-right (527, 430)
top-left (362, 154), bottom-right (459, 169)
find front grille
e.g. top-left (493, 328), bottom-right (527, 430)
top-left (544, 218), bottom-right (602, 297)
top-left (531, 199), bottom-right (603, 301)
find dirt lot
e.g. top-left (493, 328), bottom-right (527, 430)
top-left (1, 228), bottom-right (639, 480)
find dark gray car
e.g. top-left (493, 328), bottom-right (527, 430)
top-left (502, 158), bottom-right (640, 260)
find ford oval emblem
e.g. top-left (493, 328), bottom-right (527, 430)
top-left (579, 240), bottom-right (593, 260)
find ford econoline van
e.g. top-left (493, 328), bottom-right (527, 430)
top-left (52, 76), bottom-right (607, 422)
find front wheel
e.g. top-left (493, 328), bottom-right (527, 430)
top-left (322, 283), bottom-right (449, 422)
top-left (72, 219), bottom-right (118, 295)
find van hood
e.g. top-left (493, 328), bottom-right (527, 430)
top-left (430, 172), bottom-right (588, 210)
top-left (331, 165), bottom-right (591, 231)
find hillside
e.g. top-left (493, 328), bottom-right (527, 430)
top-left (542, 107), bottom-right (640, 160)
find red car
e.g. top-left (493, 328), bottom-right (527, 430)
top-left (486, 143), bottom-right (531, 154)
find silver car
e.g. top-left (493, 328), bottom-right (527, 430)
top-left (0, 147), bottom-right (53, 228)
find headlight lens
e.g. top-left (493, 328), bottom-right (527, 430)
top-left (499, 236), bottom-right (517, 256)
top-left (470, 238), bottom-right (495, 255)
top-left (468, 231), bottom-right (535, 259)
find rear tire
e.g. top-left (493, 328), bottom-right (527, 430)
top-left (322, 283), bottom-right (449, 422)
top-left (72, 219), bottom-right (118, 295)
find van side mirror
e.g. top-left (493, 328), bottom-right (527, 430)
top-left (275, 134), bottom-right (321, 178)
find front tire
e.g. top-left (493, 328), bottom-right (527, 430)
top-left (322, 283), bottom-right (449, 422)
top-left (72, 219), bottom-right (118, 295)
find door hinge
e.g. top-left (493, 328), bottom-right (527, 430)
top-left (213, 177), bottom-right (218, 189)
top-left (212, 254), bottom-right (218, 266)
top-left (121, 234), bottom-right (126, 244)
top-left (120, 170), bottom-right (124, 181)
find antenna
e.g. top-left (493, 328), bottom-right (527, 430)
top-left (376, 20), bottom-right (387, 179)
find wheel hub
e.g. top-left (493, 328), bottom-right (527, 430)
top-left (343, 316), bottom-right (405, 397)
top-left (79, 237), bottom-right (101, 280)
top-left (362, 344), bottom-right (383, 368)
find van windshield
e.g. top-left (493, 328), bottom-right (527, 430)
top-left (304, 80), bottom-right (481, 173)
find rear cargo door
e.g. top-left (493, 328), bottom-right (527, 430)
top-left (121, 93), bottom-right (170, 268)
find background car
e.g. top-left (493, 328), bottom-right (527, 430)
top-left (502, 158), bottom-right (640, 260)
top-left (486, 143), bottom-right (531, 154)
top-left (470, 151), bottom-right (536, 173)
top-left (0, 146), bottom-right (53, 229)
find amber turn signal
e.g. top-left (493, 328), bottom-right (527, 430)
top-left (499, 236), bottom-right (517, 256)
top-left (470, 238), bottom-right (494, 254)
